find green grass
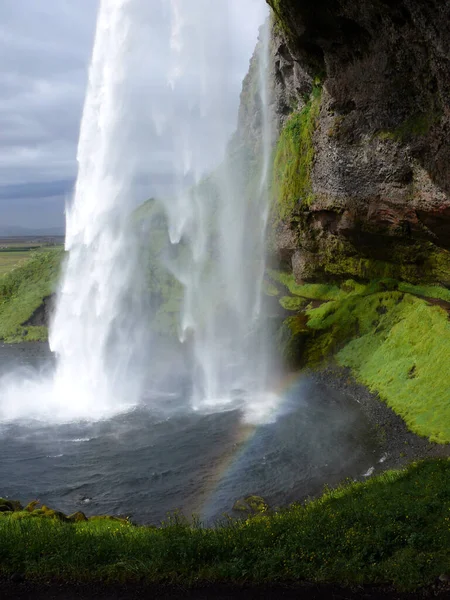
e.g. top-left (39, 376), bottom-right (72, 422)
top-left (0, 248), bottom-right (63, 342)
top-left (1, 459), bottom-right (450, 590)
top-left (271, 87), bottom-right (322, 221)
top-left (336, 294), bottom-right (450, 443)
top-left (0, 251), bottom-right (34, 276)
top-left (272, 268), bottom-right (450, 441)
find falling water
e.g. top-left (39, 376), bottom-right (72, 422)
top-left (0, 0), bottom-right (157, 422)
top-left (163, 6), bottom-right (276, 421)
top-left (0, 0), bottom-right (276, 424)
top-left (49, 0), bottom-right (150, 419)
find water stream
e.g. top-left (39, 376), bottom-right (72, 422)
top-left (162, 8), bottom-right (275, 422)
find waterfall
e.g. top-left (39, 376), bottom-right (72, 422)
top-left (0, 0), bottom-right (277, 425)
top-left (49, 0), bottom-right (149, 419)
top-left (163, 6), bottom-right (277, 422)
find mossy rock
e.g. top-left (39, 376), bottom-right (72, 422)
top-left (89, 515), bottom-right (129, 524)
top-left (272, 86), bottom-right (322, 223)
top-left (68, 511), bottom-right (88, 523)
top-left (233, 496), bottom-right (269, 514)
top-left (25, 500), bottom-right (40, 512)
top-left (40, 509), bottom-right (70, 522)
top-left (277, 314), bottom-right (310, 368)
top-left (0, 499), bottom-right (23, 512)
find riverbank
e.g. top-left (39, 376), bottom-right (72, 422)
top-left (2, 458), bottom-right (450, 594)
top-left (312, 366), bottom-right (450, 475)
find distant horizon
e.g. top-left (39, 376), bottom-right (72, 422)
top-left (0, 224), bottom-right (65, 237)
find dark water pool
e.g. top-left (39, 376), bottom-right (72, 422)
top-left (0, 343), bottom-right (381, 524)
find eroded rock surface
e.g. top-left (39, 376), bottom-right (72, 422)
top-left (266, 0), bottom-right (450, 285)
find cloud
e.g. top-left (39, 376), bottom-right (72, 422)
top-left (0, 0), bottom-right (268, 229)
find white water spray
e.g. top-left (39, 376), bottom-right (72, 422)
top-left (0, 0), bottom-right (154, 423)
top-left (0, 0), bottom-right (277, 425)
top-left (163, 6), bottom-right (277, 421)
top-left (49, 0), bottom-right (149, 418)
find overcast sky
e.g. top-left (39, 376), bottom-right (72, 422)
top-left (0, 0), bottom-right (268, 231)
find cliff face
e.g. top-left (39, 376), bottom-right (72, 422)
top-left (266, 0), bottom-right (450, 285)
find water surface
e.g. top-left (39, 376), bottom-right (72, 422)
top-left (0, 343), bottom-right (380, 524)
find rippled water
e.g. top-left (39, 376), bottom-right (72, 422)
top-left (0, 343), bottom-right (380, 524)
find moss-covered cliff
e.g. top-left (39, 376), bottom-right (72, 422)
top-left (262, 0), bottom-right (450, 441)
top-left (267, 0), bottom-right (450, 285)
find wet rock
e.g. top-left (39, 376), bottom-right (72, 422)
top-left (0, 499), bottom-right (23, 512)
top-left (23, 294), bottom-right (55, 327)
top-left (267, 0), bottom-right (450, 283)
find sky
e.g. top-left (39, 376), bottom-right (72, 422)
top-left (0, 0), bottom-right (268, 231)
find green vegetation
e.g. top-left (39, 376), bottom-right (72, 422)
top-left (0, 248), bottom-right (63, 342)
top-left (134, 199), bottom-right (184, 337)
top-left (279, 295), bottom-right (308, 311)
top-left (269, 270), bottom-right (450, 442)
top-left (377, 111), bottom-right (441, 142)
top-left (398, 281), bottom-right (450, 303)
top-left (1, 459), bottom-right (450, 590)
top-left (0, 241), bottom-right (53, 276)
top-left (268, 269), bottom-right (345, 300)
top-left (0, 251), bottom-right (35, 276)
top-left (271, 87), bottom-right (322, 222)
top-left (337, 295), bottom-right (450, 442)
top-left (262, 279), bottom-right (280, 297)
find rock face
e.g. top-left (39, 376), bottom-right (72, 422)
top-left (23, 295), bottom-right (55, 327)
top-left (266, 0), bottom-right (450, 285)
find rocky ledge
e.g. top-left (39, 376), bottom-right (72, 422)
top-left (266, 0), bottom-right (450, 285)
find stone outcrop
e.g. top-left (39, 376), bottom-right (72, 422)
top-left (266, 0), bottom-right (450, 285)
top-left (23, 294), bottom-right (55, 328)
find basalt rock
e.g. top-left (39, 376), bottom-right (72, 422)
top-left (23, 294), bottom-right (55, 327)
top-left (266, 0), bottom-right (450, 285)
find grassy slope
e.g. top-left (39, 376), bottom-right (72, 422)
top-left (1, 459), bottom-right (450, 590)
top-left (268, 271), bottom-right (450, 442)
top-left (0, 251), bottom-right (36, 276)
top-left (0, 248), bottom-right (64, 342)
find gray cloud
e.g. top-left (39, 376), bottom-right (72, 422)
top-left (0, 0), bottom-right (268, 229)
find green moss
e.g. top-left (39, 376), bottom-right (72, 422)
top-left (377, 112), bottom-right (441, 142)
top-left (274, 270), bottom-right (450, 442)
top-left (398, 282), bottom-right (450, 303)
top-left (277, 314), bottom-right (310, 367)
top-left (279, 296), bottom-right (308, 311)
top-left (0, 248), bottom-right (63, 342)
top-left (267, 269), bottom-right (344, 301)
top-left (310, 235), bottom-right (450, 286)
top-left (262, 279), bottom-right (280, 297)
top-left (272, 87), bottom-right (322, 222)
